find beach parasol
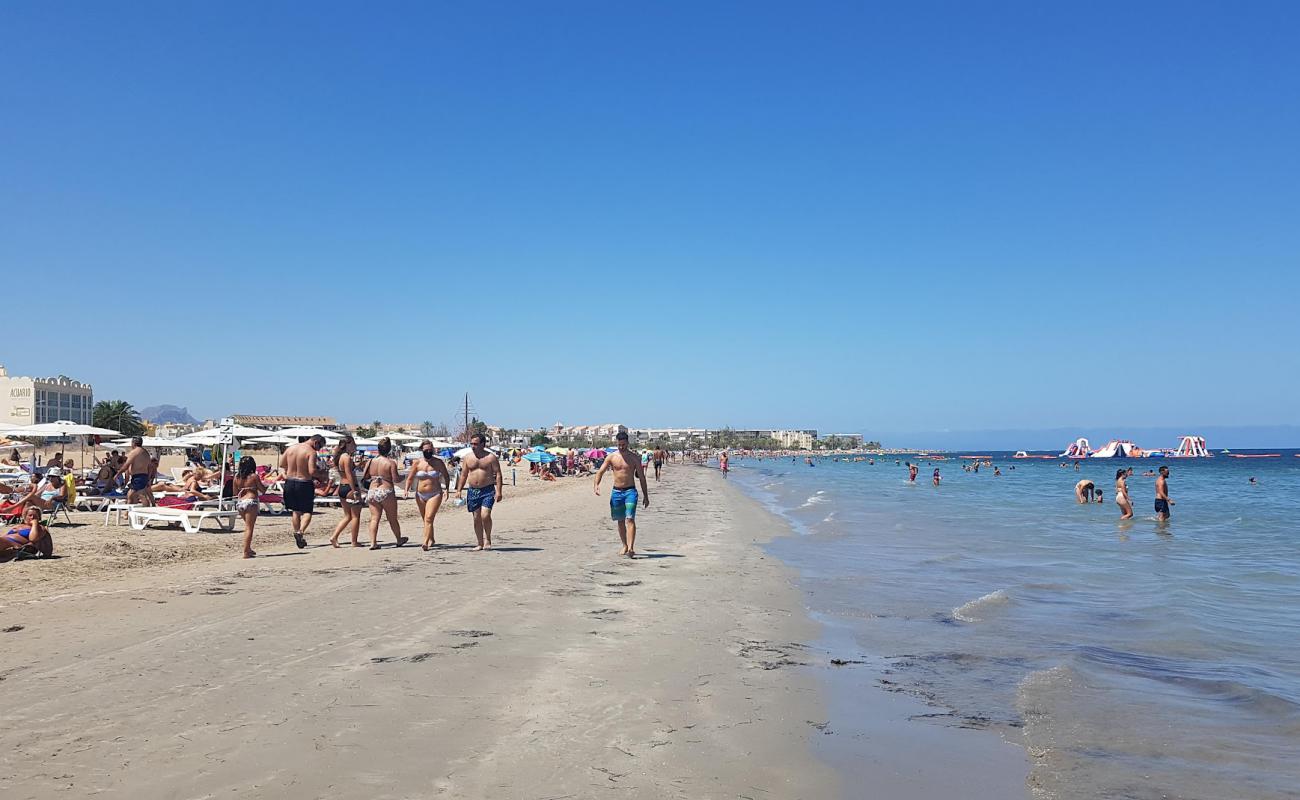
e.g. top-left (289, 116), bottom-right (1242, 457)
top-left (245, 435), bottom-right (298, 445)
top-left (546, 446), bottom-right (570, 455)
top-left (523, 449), bottom-right (556, 463)
top-left (108, 437), bottom-right (191, 449)
top-left (585, 448), bottom-right (604, 459)
top-left (10, 420), bottom-right (124, 470)
top-left (273, 426), bottom-right (342, 440)
top-left (381, 432), bottom-right (422, 442)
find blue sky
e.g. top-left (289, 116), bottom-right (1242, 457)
top-left (3, 1), bottom-right (1298, 443)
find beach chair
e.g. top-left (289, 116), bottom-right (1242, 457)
top-left (128, 506), bottom-right (237, 533)
top-left (46, 498), bottom-right (73, 526)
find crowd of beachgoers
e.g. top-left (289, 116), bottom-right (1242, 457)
top-left (1, 433), bottom-right (714, 563)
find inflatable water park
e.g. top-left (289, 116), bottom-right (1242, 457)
top-left (1056, 435), bottom-right (1212, 459)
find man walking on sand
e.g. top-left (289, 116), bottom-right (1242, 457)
top-left (455, 433), bottom-right (504, 551)
top-left (1155, 465), bottom-right (1174, 522)
top-left (652, 445), bottom-right (667, 481)
top-left (116, 437), bottom-right (154, 507)
top-left (594, 431), bottom-right (650, 558)
top-left (281, 434), bottom-right (326, 548)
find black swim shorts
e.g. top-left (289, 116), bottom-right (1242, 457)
top-left (284, 478), bottom-right (315, 514)
top-left (1154, 498), bottom-right (1170, 516)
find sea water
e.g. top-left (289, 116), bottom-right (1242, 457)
top-left (728, 452), bottom-right (1300, 800)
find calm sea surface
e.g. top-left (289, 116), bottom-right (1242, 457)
top-left (727, 451), bottom-right (1300, 800)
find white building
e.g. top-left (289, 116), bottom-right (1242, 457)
top-left (0, 364), bottom-right (94, 426)
top-left (770, 429), bottom-right (818, 449)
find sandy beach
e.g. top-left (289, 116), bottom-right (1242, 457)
top-left (1, 466), bottom-right (843, 799)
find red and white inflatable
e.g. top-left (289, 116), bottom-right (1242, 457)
top-left (1170, 435), bottom-right (1211, 458)
top-left (1060, 438), bottom-right (1091, 459)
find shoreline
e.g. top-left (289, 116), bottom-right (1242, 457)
top-left (1, 465), bottom-right (841, 798)
top-left (710, 463), bottom-right (1031, 800)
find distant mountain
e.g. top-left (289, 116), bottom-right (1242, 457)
top-left (140, 404), bottom-right (199, 425)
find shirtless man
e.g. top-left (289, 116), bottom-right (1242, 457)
top-left (1075, 479), bottom-right (1096, 503)
top-left (115, 437), bottom-right (154, 506)
top-left (908, 463), bottom-right (918, 483)
top-left (455, 433), bottom-right (503, 551)
top-left (280, 434), bottom-right (326, 548)
top-left (593, 431), bottom-right (650, 558)
top-left (1155, 465), bottom-right (1173, 521)
top-left (652, 446), bottom-right (667, 481)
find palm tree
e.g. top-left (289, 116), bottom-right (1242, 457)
top-left (93, 400), bottom-right (145, 437)
top-left (420, 420), bottom-right (435, 437)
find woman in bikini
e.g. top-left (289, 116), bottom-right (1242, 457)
top-left (1115, 468), bottom-right (1134, 520)
top-left (363, 437), bottom-right (406, 550)
top-left (231, 457), bottom-right (265, 559)
top-left (1, 506), bottom-right (52, 562)
top-left (404, 440), bottom-right (451, 551)
top-left (329, 435), bottom-right (365, 548)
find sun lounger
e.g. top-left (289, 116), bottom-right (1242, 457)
top-left (128, 506), bottom-right (237, 533)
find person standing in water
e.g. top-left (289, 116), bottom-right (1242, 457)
top-left (280, 434), bottom-right (326, 548)
top-left (593, 431), bottom-right (650, 558)
top-left (363, 437), bottom-right (407, 550)
top-left (405, 440), bottom-right (451, 551)
top-left (1115, 468), bottom-right (1134, 520)
top-left (1075, 479), bottom-right (1096, 503)
top-left (932, 468), bottom-right (941, 486)
top-left (719, 450), bottom-right (729, 476)
top-left (329, 435), bottom-right (364, 548)
top-left (908, 463), bottom-right (918, 483)
top-left (455, 433), bottom-right (503, 551)
top-left (1155, 465), bottom-right (1173, 521)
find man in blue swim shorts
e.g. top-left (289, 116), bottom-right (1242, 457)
top-left (455, 433), bottom-right (504, 550)
top-left (116, 436), bottom-right (155, 507)
top-left (593, 431), bottom-right (650, 558)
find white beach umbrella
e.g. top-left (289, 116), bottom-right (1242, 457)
top-left (353, 437), bottom-right (380, 446)
top-left (174, 432), bottom-right (225, 446)
top-left (109, 436), bottom-right (191, 449)
top-left (246, 435), bottom-right (298, 445)
top-left (11, 420), bottom-right (124, 470)
top-left (274, 426), bottom-right (342, 440)
top-left (384, 432), bottom-right (422, 441)
top-left (217, 424), bottom-right (275, 438)
top-left (11, 420), bottom-right (123, 437)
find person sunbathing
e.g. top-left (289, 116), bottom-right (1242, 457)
top-left (2, 472), bottom-right (68, 515)
top-left (1, 448), bottom-right (23, 466)
top-left (1, 507), bottom-right (53, 562)
top-left (313, 477), bottom-right (337, 497)
top-left (151, 470), bottom-right (213, 500)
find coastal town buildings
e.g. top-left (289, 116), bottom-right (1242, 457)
top-left (770, 429), bottom-right (819, 449)
top-left (0, 365), bottom-right (94, 426)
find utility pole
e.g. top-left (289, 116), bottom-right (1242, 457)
top-left (463, 393), bottom-right (470, 443)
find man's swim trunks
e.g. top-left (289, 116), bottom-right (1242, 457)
top-left (1154, 498), bottom-right (1170, 516)
top-left (610, 485), bottom-right (638, 520)
top-left (129, 473), bottom-right (149, 492)
top-left (466, 484), bottom-right (496, 513)
top-left (283, 478), bottom-right (315, 514)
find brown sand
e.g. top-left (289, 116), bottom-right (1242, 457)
top-left (0, 467), bottom-right (841, 798)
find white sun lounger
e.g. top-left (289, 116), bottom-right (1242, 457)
top-left (129, 506), bottom-right (237, 533)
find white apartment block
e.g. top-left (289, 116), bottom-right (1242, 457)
top-left (0, 364), bottom-right (94, 426)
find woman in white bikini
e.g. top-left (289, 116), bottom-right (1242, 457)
top-left (329, 435), bottom-right (365, 548)
top-left (1115, 468), bottom-right (1134, 520)
top-left (363, 437), bottom-right (407, 550)
top-left (404, 439), bottom-right (451, 551)
top-left (231, 456), bottom-right (266, 559)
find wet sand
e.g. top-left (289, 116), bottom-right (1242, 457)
top-left (0, 468), bottom-right (841, 798)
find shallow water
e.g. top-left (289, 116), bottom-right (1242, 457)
top-left (728, 452), bottom-right (1300, 800)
